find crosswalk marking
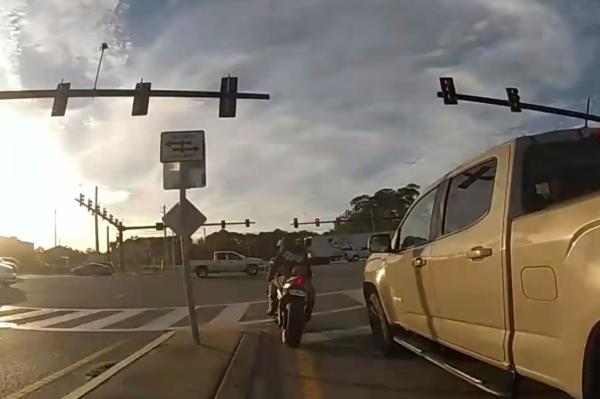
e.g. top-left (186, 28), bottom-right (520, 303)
top-left (139, 308), bottom-right (187, 330)
top-left (19, 310), bottom-right (99, 329)
top-left (0, 288), bottom-right (365, 332)
top-left (0, 309), bottom-right (57, 322)
top-left (69, 309), bottom-right (145, 331)
top-left (209, 303), bottom-right (250, 325)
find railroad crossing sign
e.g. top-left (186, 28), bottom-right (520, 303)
top-left (162, 199), bottom-right (207, 237)
top-left (160, 130), bottom-right (205, 162)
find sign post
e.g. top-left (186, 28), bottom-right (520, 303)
top-left (160, 130), bottom-right (207, 345)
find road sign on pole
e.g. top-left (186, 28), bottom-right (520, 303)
top-left (162, 199), bottom-right (207, 237)
top-left (160, 130), bottom-right (205, 163)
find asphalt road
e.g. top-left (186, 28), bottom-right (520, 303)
top-left (0, 262), bottom-right (367, 398)
top-left (0, 261), bottom-right (569, 398)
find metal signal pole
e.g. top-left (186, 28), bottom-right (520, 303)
top-left (93, 43), bottom-right (108, 91)
top-left (94, 186), bottom-right (99, 253)
top-left (162, 205), bottom-right (168, 269)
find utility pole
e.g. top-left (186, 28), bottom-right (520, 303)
top-left (54, 209), bottom-right (57, 247)
top-left (171, 232), bottom-right (176, 267)
top-left (106, 226), bottom-right (110, 261)
top-left (162, 205), bottom-right (168, 270)
top-left (118, 223), bottom-right (124, 272)
top-left (370, 208), bottom-right (376, 233)
top-left (94, 186), bottom-right (100, 253)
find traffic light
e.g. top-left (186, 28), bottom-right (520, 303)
top-left (506, 87), bottom-right (522, 112)
top-left (245, 219), bottom-right (250, 228)
top-left (132, 81), bottom-right (151, 116)
top-left (221, 220), bottom-right (226, 230)
top-left (78, 193), bottom-right (84, 206)
top-left (293, 218), bottom-right (298, 229)
top-left (51, 82), bottom-right (70, 116)
top-left (109, 214), bottom-right (114, 222)
top-left (155, 222), bottom-right (165, 231)
top-left (87, 199), bottom-right (93, 209)
top-left (219, 76), bottom-right (238, 118)
top-left (439, 77), bottom-right (458, 105)
top-left (315, 218), bottom-right (320, 227)
top-left (102, 208), bottom-right (107, 218)
top-left (96, 205), bottom-right (101, 213)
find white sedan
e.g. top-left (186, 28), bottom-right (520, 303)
top-left (0, 263), bottom-right (17, 287)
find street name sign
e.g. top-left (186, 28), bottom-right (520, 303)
top-left (162, 199), bottom-right (207, 237)
top-left (160, 130), bottom-right (205, 163)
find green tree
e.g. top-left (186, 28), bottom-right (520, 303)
top-left (335, 183), bottom-right (420, 234)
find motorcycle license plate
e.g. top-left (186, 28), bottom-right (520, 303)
top-left (289, 289), bottom-right (306, 297)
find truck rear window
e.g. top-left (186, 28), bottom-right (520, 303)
top-left (522, 136), bottom-right (600, 213)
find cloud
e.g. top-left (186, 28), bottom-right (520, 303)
top-left (2, 0), bottom-right (600, 248)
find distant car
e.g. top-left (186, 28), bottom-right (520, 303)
top-left (190, 251), bottom-right (267, 278)
top-left (344, 247), bottom-right (371, 262)
top-left (71, 263), bottom-right (114, 276)
top-left (0, 257), bottom-right (20, 271)
top-left (0, 263), bottom-right (17, 287)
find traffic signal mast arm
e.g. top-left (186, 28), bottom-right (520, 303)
top-left (291, 216), bottom-right (401, 228)
top-left (437, 77), bottom-right (600, 123)
top-left (0, 88), bottom-right (270, 100)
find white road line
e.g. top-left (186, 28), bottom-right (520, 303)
top-left (343, 289), bottom-right (366, 306)
top-left (3, 341), bottom-right (124, 399)
top-left (303, 325), bottom-right (371, 344)
top-left (18, 310), bottom-right (100, 329)
top-left (138, 308), bottom-right (187, 330)
top-left (209, 303), bottom-right (250, 325)
top-left (238, 304), bottom-right (365, 325)
top-left (62, 331), bottom-right (175, 399)
top-left (0, 288), bottom-right (363, 312)
top-left (69, 309), bottom-right (145, 331)
top-left (0, 309), bottom-right (57, 322)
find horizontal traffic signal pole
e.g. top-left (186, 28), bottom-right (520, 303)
top-left (291, 216), bottom-right (401, 228)
top-left (0, 88), bottom-right (270, 100)
top-left (437, 77), bottom-right (600, 123)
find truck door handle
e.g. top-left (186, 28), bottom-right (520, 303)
top-left (412, 257), bottom-right (426, 268)
top-left (466, 246), bottom-right (492, 260)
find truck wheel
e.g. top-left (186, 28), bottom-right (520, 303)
top-left (246, 264), bottom-right (258, 276)
top-left (583, 327), bottom-right (600, 398)
top-left (367, 291), bottom-right (397, 356)
top-left (195, 266), bottom-right (208, 278)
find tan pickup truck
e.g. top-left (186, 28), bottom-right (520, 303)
top-left (364, 127), bottom-right (600, 398)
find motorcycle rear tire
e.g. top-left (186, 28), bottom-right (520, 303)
top-left (282, 299), bottom-right (305, 347)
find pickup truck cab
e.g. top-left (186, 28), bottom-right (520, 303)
top-left (191, 251), bottom-right (264, 278)
top-left (364, 127), bottom-right (600, 398)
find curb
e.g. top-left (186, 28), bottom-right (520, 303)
top-left (213, 331), bottom-right (261, 399)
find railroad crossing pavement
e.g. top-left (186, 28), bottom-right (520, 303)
top-left (0, 288), bottom-right (366, 332)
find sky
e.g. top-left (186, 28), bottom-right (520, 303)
top-left (0, 0), bottom-right (599, 250)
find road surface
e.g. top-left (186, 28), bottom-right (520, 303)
top-left (0, 261), bottom-right (568, 398)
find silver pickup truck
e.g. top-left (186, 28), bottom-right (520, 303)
top-left (190, 251), bottom-right (265, 278)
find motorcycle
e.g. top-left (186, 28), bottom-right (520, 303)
top-left (276, 267), bottom-right (308, 347)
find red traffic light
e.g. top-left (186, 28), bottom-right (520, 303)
top-left (132, 81), bottom-right (151, 116)
top-left (51, 82), bottom-right (70, 117)
top-left (245, 219), bottom-right (251, 228)
top-left (439, 77), bottom-right (457, 105)
top-left (221, 220), bottom-right (226, 230)
top-left (315, 218), bottom-right (320, 227)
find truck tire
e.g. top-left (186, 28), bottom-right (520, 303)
top-left (246, 264), bottom-right (258, 276)
top-left (583, 325), bottom-right (600, 398)
top-left (195, 266), bottom-right (208, 278)
top-left (367, 291), bottom-right (397, 356)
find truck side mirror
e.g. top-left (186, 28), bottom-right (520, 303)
top-left (368, 234), bottom-right (391, 253)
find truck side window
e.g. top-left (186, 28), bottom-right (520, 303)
top-left (216, 253), bottom-right (227, 260)
top-left (444, 159), bottom-right (497, 234)
top-left (227, 253), bottom-right (242, 261)
top-left (398, 188), bottom-right (437, 251)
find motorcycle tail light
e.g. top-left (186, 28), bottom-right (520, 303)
top-left (293, 276), bottom-right (303, 286)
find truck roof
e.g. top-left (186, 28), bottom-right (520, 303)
top-left (418, 127), bottom-right (598, 196)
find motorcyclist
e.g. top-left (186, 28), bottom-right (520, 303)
top-left (266, 235), bottom-right (315, 320)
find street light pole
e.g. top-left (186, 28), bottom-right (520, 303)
top-left (93, 43), bottom-right (108, 91)
top-left (162, 205), bottom-right (168, 270)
